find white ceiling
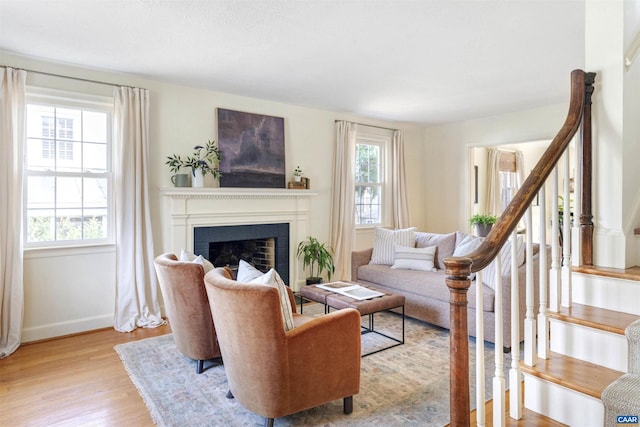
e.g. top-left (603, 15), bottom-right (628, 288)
top-left (0, 0), bottom-right (585, 126)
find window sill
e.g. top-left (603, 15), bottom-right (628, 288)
top-left (24, 243), bottom-right (116, 259)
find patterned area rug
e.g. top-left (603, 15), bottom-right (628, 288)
top-left (115, 304), bottom-right (511, 426)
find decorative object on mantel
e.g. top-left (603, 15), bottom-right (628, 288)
top-left (217, 108), bottom-right (285, 189)
top-left (165, 140), bottom-right (222, 188)
top-left (287, 177), bottom-right (310, 189)
top-left (469, 213), bottom-right (498, 237)
top-left (296, 236), bottom-right (335, 285)
top-left (293, 165), bottom-right (303, 182)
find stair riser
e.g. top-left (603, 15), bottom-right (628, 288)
top-left (523, 373), bottom-right (604, 426)
top-left (572, 273), bottom-right (640, 315)
top-left (549, 319), bottom-right (628, 371)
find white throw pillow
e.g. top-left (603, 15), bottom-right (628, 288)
top-left (482, 235), bottom-right (525, 290)
top-left (370, 227), bottom-right (417, 265)
top-left (248, 268), bottom-right (295, 331)
top-left (237, 259), bottom-right (264, 282)
top-left (391, 244), bottom-right (437, 271)
top-left (452, 234), bottom-right (484, 280)
top-left (179, 249), bottom-right (214, 273)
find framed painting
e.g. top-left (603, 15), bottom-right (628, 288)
top-left (216, 108), bottom-right (286, 188)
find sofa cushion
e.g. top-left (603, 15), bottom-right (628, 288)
top-left (414, 231), bottom-right (456, 270)
top-left (357, 263), bottom-right (494, 312)
top-left (370, 227), bottom-right (416, 265)
top-left (391, 245), bottom-right (436, 271)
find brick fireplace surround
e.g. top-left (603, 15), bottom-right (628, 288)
top-left (160, 187), bottom-right (316, 290)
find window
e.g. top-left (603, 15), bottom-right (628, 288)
top-left (24, 89), bottom-right (113, 247)
top-left (354, 129), bottom-right (390, 226)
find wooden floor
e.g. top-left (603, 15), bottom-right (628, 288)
top-left (0, 324), bottom-right (171, 427)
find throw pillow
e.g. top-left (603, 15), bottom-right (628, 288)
top-left (391, 244), bottom-right (437, 271)
top-left (414, 232), bottom-right (456, 270)
top-left (370, 227), bottom-right (417, 265)
top-left (482, 235), bottom-right (525, 290)
top-left (237, 259), bottom-right (264, 282)
top-left (452, 233), bottom-right (484, 280)
top-left (248, 268), bottom-right (295, 331)
top-left (179, 249), bottom-right (214, 273)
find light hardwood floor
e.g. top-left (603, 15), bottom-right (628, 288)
top-left (0, 324), bottom-right (171, 426)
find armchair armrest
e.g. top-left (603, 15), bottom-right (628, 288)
top-left (351, 248), bottom-right (373, 281)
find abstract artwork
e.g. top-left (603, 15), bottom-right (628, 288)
top-left (216, 108), bottom-right (285, 188)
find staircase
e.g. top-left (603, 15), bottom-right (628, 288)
top-left (519, 267), bottom-right (640, 426)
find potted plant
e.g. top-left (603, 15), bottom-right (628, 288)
top-left (293, 165), bottom-right (303, 182)
top-left (469, 213), bottom-right (498, 237)
top-left (166, 139), bottom-right (222, 187)
top-left (296, 236), bottom-right (335, 285)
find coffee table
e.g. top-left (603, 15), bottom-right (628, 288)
top-left (299, 283), bottom-right (405, 357)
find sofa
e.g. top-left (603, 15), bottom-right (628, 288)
top-left (351, 228), bottom-right (545, 350)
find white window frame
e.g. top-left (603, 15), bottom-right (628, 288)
top-left (24, 87), bottom-right (114, 249)
top-left (354, 127), bottom-right (392, 229)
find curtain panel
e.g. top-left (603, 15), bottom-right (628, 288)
top-left (330, 121), bottom-right (357, 281)
top-left (0, 67), bottom-right (26, 358)
top-left (391, 130), bottom-right (410, 229)
top-left (113, 87), bottom-right (164, 332)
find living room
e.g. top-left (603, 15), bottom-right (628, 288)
top-left (2, 0), bottom-right (640, 425)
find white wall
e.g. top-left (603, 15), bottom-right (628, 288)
top-left (421, 103), bottom-right (568, 233)
top-left (2, 52), bottom-right (424, 341)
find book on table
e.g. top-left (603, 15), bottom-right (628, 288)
top-left (316, 281), bottom-right (385, 301)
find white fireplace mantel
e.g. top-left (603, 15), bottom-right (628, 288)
top-left (160, 187), bottom-right (317, 290)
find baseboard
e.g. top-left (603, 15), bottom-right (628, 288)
top-left (21, 313), bottom-right (114, 343)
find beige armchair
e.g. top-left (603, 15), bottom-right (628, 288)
top-left (204, 267), bottom-right (361, 427)
top-left (153, 253), bottom-right (221, 373)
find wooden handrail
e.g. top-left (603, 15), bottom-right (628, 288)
top-left (444, 69), bottom-right (596, 426)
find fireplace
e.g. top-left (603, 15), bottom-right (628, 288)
top-left (194, 223), bottom-right (290, 284)
top-left (160, 187), bottom-right (315, 291)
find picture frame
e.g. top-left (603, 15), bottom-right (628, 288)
top-left (216, 108), bottom-right (286, 188)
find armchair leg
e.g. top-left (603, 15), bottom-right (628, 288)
top-left (226, 389), bottom-right (234, 399)
top-left (196, 360), bottom-right (205, 374)
top-left (264, 417), bottom-right (274, 427)
top-left (343, 396), bottom-right (353, 414)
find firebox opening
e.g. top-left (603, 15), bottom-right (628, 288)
top-left (209, 237), bottom-right (275, 277)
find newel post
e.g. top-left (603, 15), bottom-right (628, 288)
top-left (580, 72), bottom-right (596, 266)
top-left (445, 256), bottom-right (472, 427)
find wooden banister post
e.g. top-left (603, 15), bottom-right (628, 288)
top-left (445, 256), bottom-right (472, 427)
top-left (580, 72), bottom-right (596, 266)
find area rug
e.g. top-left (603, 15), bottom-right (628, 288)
top-left (115, 304), bottom-right (512, 426)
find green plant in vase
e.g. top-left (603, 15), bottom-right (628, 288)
top-left (166, 139), bottom-right (222, 187)
top-left (296, 236), bottom-right (335, 285)
top-left (469, 213), bottom-right (498, 237)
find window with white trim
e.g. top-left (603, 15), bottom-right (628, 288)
top-left (24, 89), bottom-right (113, 247)
top-left (354, 129), bottom-right (391, 226)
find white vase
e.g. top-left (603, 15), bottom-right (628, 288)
top-left (294, 175), bottom-right (302, 182)
top-left (192, 169), bottom-right (204, 188)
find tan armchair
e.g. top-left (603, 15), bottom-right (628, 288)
top-left (153, 253), bottom-right (221, 373)
top-left (204, 267), bottom-right (361, 427)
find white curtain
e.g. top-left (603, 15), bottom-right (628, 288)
top-left (0, 67), bottom-right (26, 358)
top-left (391, 130), bottom-right (410, 228)
top-left (486, 147), bottom-right (501, 215)
top-left (486, 147), bottom-right (525, 215)
top-left (113, 87), bottom-right (165, 332)
top-left (330, 121), bottom-right (357, 281)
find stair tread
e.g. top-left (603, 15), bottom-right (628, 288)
top-left (467, 386), bottom-right (568, 426)
top-left (573, 264), bottom-right (640, 281)
top-left (520, 352), bottom-right (624, 399)
top-left (547, 302), bottom-right (639, 334)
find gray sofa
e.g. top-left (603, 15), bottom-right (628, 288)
top-left (351, 230), bottom-right (544, 350)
